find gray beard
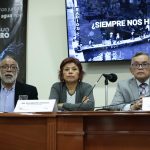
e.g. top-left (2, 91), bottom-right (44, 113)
top-left (0, 73), bottom-right (18, 84)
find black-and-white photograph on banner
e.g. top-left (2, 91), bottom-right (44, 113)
top-left (66, 0), bottom-right (150, 63)
top-left (0, 0), bottom-right (27, 82)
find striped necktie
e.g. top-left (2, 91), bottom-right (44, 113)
top-left (139, 83), bottom-right (147, 96)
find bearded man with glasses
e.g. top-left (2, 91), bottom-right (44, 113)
top-left (111, 52), bottom-right (150, 111)
top-left (0, 55), bottom-right (38, 112)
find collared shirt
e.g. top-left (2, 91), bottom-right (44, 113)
top-left (0, 83), bottom-right (15, 112)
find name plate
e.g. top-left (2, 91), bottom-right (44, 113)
top-left (142, 97), bottom-right (150, 111)
top-left (14, 99), bottom-right (58, 112)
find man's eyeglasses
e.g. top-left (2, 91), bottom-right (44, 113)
top-left (0, 65), bottom-right (18, 71)
top-left (131, 63), bottom-right (150, 69)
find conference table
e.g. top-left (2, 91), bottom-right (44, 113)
top-left (0, 111), bottom-right (150, 150)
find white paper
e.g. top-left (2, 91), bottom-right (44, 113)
top-left (14, 99), bottom-right (58, 112)
top-left (142, 97), bottom-right (150, 111)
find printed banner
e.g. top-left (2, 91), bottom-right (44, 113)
top-left (0, 0), bottom-right (27, 82)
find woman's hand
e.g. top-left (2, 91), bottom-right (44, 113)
top-left (82, 96), bottom-right (89, 103)
top-left (57, 103), bottom-right (64, 110)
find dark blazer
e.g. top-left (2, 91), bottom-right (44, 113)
top-left (0, 80), bottom-right (38, 106)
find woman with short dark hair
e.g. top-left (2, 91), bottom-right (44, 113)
top-left (49, 57), bottom-right (95, 111)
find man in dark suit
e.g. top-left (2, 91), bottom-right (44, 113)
top-left (0, 55), bottom-right (38, 112)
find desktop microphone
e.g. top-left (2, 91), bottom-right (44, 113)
top-left (77, 74), bottom-right (117, 110)
top-left (103, 73), bottom-right (118, 82)
top-left (82, 73), bottom-right (117, 100)
top-left (80, 74), bottom-right (117, 108)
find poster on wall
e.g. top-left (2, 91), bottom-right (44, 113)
top-left (0, 0), bottom-right (27, 82)
top-left (66, 0), bottom-right (150, 63)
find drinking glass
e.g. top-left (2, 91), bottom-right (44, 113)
top-left (18, 95), bottom-right (28, 100)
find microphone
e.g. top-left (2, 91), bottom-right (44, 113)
top-left (78, 74), bottom-right (117, 110)
top-left (81, 74), bottom-right (117, 106)
top-left (103, 73), bottom-right (117, 82)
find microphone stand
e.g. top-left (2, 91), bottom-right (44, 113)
top-left (105, 78), bottom-right (109, 106)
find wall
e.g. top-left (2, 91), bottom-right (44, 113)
top-left (26, 0), bottom-right (133, 107)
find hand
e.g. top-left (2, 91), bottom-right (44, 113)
top-left (57, 103), bottom-right (64, 110)
top-left (130, 98), bottom-right (142, 110)
top-left (82, 96), bottom-right (89, 103)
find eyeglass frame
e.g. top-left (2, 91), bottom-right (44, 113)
top-left (0, 64), bottom-right (19, 71)
top-left (131, 63), bottom-right (150, 69)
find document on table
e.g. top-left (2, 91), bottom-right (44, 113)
top-left (142, 97), bottom-right (150, 111)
